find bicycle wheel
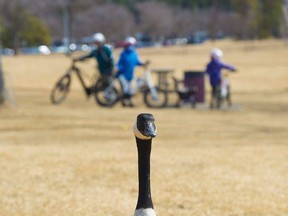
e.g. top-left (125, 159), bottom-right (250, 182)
top-left (94, 79), bottom-right (119, 107)
top-left (189, 95), bottom-right (197, 108)
top-left (50, 74), bottom-right (71, 104)
top-left (143, 87), bottom-right (168, 108)
top-left (216, 86), bottom-right (222, 109)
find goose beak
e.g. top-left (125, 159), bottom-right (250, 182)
top-left (142, 121), bottom-right (156, 138)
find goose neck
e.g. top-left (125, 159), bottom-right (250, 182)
top-left (135, 137), bottom-right (154, 210)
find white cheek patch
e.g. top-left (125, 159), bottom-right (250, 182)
top-left (133, 123), bottom-right (156, 140)
top-left (134, 208), bottom-right (156, 216)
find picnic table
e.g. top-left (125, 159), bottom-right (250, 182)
top-left (151, 68), bottom-right (174, 90)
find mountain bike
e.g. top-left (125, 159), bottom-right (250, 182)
top-left (215, 72), bottom-right (233, 109)
top-left (94, 64), bottom-right (168, 108)
top-left (50, 60), bottom-right (118, 106)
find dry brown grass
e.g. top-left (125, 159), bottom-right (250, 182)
top-left (0, 40), bottom-right (288, 216)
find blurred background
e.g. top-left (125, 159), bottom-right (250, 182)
top-left (0, 0), bottom-right (288, 55)
top-left (0, 1), bottom-right (288, 216)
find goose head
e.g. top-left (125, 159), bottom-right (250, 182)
top-left (134, 113), bottom-right (157, 140)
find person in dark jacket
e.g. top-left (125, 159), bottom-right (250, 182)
top-left (75, 33), bottom-right (114, 88)
top-left (117, 37), bottom-right (147, 107)
top-left (206, 48), bottom-right (236, 108)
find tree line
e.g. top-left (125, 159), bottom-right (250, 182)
top-left (0, 0), bottom-right (287, 52)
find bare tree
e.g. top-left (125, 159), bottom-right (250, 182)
top-left (0, 0), bottom-right (29, 53)
top-left (74, 3), bottom-right (135, 42)
top-left (283, 0), bottom-right (288, 40)
top-left (0, 24), bottom-right (5, 104)
top-left (2, 0), bottom-right (286, 44)
top-left (187, 9), bottom-right (214, 36)
top-left (173, 8), bottom-right (194, 36)
top-left (18, 0), bottom-right (63, 39)
top-left (20, 0), bottom-right (99, 42)
top-left (136, 2), bottom-right (175, 40)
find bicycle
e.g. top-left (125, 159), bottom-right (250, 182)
top-left (94, 64), bottom-right (168, 108)
top-left (50, 60), bottom-right (118, 106)
top-left (172, 76), bottom-right (197, 108)
top-left (141, 65), bottom-right (168, 108)
top-left (215, 72), bottom-right (233, 109)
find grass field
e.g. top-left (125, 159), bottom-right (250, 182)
top-left (0, 40), bottom-right (288, 216)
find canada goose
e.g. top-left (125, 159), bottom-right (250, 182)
top-left (133, 113), bottom-right (157, 216)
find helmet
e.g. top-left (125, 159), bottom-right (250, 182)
top-left (92, 33), bottom-right (105, 43)
top-left (211, 48), bottom-right (223, 60)
top-left (124, 36), bottom-right (137, 46)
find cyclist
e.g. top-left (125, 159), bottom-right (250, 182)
top-left (117, 37), bottom-right (148, 107)
top-left (206, 48), bottom-right (237, 109)
top-left (75, 33), bottom-right (114, 91)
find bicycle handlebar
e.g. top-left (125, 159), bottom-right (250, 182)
top-left (143, 60), bottom-right (150, 70)
top-left (144, 60), bottom-right (151, 65)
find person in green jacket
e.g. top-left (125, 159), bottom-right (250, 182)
top-left (75, 33), bottom-right (114, 87)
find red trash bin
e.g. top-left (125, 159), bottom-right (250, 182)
top-left (184, 71), bottom-right (205, 103)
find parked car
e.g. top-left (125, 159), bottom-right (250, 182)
top-left (186, 31), bottom-right (208, 44)
top-left (21, 45), bottom-right (51, 55)
top-left (0, 48), bottom-right (15, 56)
top-left (163, 38), bottom-right (188, 46)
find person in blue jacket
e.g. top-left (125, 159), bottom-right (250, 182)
top-left (206, 48), bottom-right (237, 108)
top-left (117, 37), bottom-right (147, 107)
